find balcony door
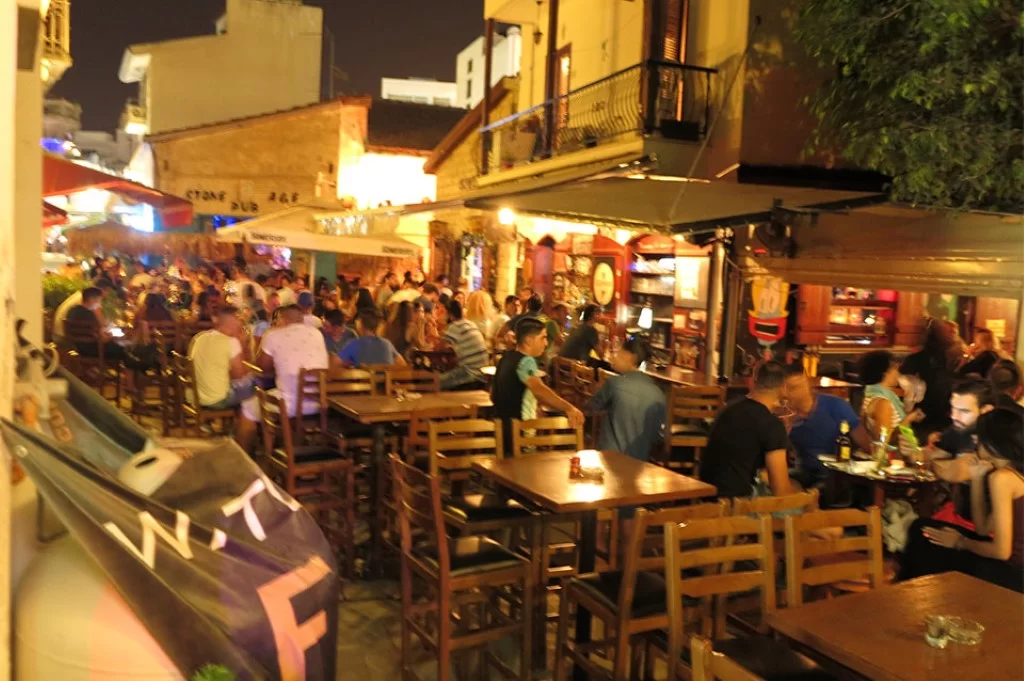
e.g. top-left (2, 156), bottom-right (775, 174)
top-left (650, 0), bottom-right (690, 128)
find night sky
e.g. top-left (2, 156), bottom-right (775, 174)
top-left (49, 0), bottom-right (481, 131)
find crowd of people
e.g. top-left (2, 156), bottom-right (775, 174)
top-left (50, 255), bottom-right (1024, 592)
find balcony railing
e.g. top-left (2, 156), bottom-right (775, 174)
top-left (480, 59), bottom-right (716, 175)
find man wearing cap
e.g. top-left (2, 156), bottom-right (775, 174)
top-left (297, 290), bottom-right (323, 328)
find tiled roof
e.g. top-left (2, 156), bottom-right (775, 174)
top-left (366, 99), bottom-right (466, 153)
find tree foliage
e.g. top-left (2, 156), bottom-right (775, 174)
top-left (794, 0), bottom-right (1023, 212)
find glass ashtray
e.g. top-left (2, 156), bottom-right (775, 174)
top-left (944, 616), bottom-right (985, 645)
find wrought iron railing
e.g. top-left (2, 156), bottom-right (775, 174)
top-left (480, 59), bottom-right (716, 175)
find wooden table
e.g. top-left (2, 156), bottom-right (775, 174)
top-left (473, 450), bottom-right (716, 680)
top-left (767, 572), bottom-right (1024, 681)
top-left (329, 390), bottom-right (492, 572)
top-left (823, 459), bottom-right (941, 517)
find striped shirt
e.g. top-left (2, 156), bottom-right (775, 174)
top-left (444, 319), bottom-right (489, 379)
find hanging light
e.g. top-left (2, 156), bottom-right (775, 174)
top-left (497, 208), bottom-right (516, 226)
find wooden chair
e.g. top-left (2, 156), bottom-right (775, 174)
top-left (178, 319), bottom-right (214, 353)
top-left (552, 357), bottom-right (579, 402)
top-left (385, 367), bottom-right (441, 395)
top-left (391, 455), bottom-right (533, 681)
top-left (63, 319), bottom-right (122, 402)
top-left (404, 406), bottom-right (479, 466)
top-left (691, 636), bottom-right (765, 681)
top-left (428, 419), bottom-right (533, 534)
top-left (553, 501), bottom-right (729, 681)
top-left (663, 385), bottom-right (725, 476)
top-left (178, 354), bottom-right (236, 436)
top-left (325, 366), bottom-right (378, 397)
top-left (257, 388), bottom-right (359, 576)
top-left (784, 507), bottom-right (884, 607)
top-left (128, 329), bottom-right (173, 423)
top-left (572, 362), bottom-right (597, 407)
top-left (510, 416), bottom-right (584, 457)
top-left (655, 515), bottom-right (833, 681)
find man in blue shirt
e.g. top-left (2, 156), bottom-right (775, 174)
top-left (322, 309), bottom-right (356, 358)
top-left (783, 364), bottom-right (871, 488)
top-left (338, 308), bottom-right (406, 368)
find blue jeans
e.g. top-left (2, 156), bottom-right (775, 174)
top-left (204, 377), bottom-right (256, 410)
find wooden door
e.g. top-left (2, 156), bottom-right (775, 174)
top-left (795, 285), bottom-right (831, 345)
top-left (894, 292), bottom-right (928, 347)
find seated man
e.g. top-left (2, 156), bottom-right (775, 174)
top-left (783, 364), bottom-right (871, 488)
top-left (924, 376), bottom-right (997, 483)
top-left (54, 278), bottom-right (114, 344)
top-left (491, 317), bottom-right (583, 455)
top-left (64, 286), bottom-right (125, 361)
top-left (237, 305), bottom-right (329, 451)
top-left (321, 309), bottom-right (356, 358)
top-left (586, 334), bottom-right (667, 557)
top-left (338, 307), bottom-right (407, 368)
top-left (700, 360), bottom-right (792, 499)
top-left (187, 305), bottom-right (255, 412)
top-left (438, 300), bottom-right (488, 390)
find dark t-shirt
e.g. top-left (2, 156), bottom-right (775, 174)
top-left (559, 324), bottom-right (600, 362)
top-left (700, 397), bottom-right (790, 498)
top-left (900, 350), bottom-right (954, 432)
top-left (959, 351), bottom-right (998, 379)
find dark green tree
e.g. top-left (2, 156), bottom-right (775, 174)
top-left (794, 0), bottom-right (1023, 212)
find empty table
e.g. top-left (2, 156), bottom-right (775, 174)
top-left (473, 450), bottom-right (716, 680)
top-left (767, 572), bottom-right (1024, 681)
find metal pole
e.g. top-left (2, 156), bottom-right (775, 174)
top-left (720, 257), bottom-right (742, 380)
top-left (703, 232), bottom-right (726, 384)
top-left (543, 0), bottom-right (560, 155)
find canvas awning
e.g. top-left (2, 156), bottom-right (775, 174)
top-left (735, 205), bottom-right (1024, 299)
top-left (42, 201), bottom-right (68, 227)
top-left (43, 154), bottom-right (193, 228)
top-left (464, 176), bottom-right (885, 232)
top-left (215, 206), bottom-right (422, 259)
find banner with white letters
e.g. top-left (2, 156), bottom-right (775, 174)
top-left (2, 385), bottom-right (338, 680)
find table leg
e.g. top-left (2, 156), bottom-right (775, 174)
top-left (572, 510), bottom-right (598, 681)
top-left (531, 517), bottom-right (547, 671)
top-left (872, 482), bottom-right (885, 509)
top-left (369, 423), bottom-right (387, 577)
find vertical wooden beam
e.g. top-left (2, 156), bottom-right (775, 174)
top-left (543, 0), bottom-right (560, 155)
top-left (480, 17), bottom-right (495, 174)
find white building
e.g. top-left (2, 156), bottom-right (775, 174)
top-left (380, 77), bottom-right (457, 107)
top-left (118, 0), bottom-right (323, 135)
top-left (455, 27), bottom-right (522, 109)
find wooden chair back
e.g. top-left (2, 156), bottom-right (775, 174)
top-left (664, 514), bottom-right (776, 657)
top-left (784, 506), bottom-right (884, 607)
top-left (297, 367), bottom-right (329, 443)
top-left (572, 363), bottom-right (597, 404)
top-left (405, 406), bottom-right (478, 463)
top-left (509, 417), bottom-right (583, 458)
top-left (64, 319), bottom-right (106, 365)
top-left (617, 501), bottom-right (731, 627)
top-left (385, 368), bottom-right (440, 395)
top-left (731, 489), bottom-right (820, 533)
top-left (668, 385), bottom-right (725, 427)
top-left (179, 320), bottom-right (214, 352)
top-left (361, 364), bottom-right (392, 394)
top-left (390, 455), bottom-right (448, 572)
top-left (552, 357), bottom-right (578, 400)
top-left (690, 636), bottom-right (764, 681)
top-left (325, 367), bottom-right (376, 396)
top-left (257, 387), bottom-right (295, 466)
top-left (146, 320), bottom-right (180, 348)
top-left (427, 418), bottom-right (503, 476)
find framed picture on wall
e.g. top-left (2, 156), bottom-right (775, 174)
top-left (674, 255), bottom-right (709, 308)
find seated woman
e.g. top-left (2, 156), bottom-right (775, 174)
top-left (859, 350), bottom-right (925, 442)
top-left (898, 407), bottom-right (1024, 592)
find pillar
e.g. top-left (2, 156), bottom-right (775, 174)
top-left (703, 232), bottom-right (726, 384)
top-left (14, 1), bottom-right (42, 347)
top-left (720, 260), bottom-right (742, 380)
top-left (495, 241), bottom-right (518, 306)
top-left (2, 3), bottom-right (25, 678)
